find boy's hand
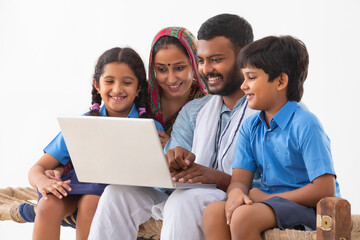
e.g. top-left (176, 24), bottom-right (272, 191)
top-left (165, 146), bottom-right (195, 171)
top-left (225, 188), bottom-right (253, 225)
top-left (157, 130), bottom-right (170, 148)
top-left (44, 169), bottom-right (62, 181)
top-left (248, 188), bottom-right (270, 202)
top-left (37, 178), bottom-right (71, 200)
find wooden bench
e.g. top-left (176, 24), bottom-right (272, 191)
top-left (1, 187), bottom-right (359, 239)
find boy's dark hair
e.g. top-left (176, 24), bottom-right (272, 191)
top-left (197, 13), bottom-right (254, 54)
top-left (89, 47), bottom-right (149, 117)
top-left (238, 35), bottom-right (309, 102)
top-left (152, 36), bottom-right (188, 59)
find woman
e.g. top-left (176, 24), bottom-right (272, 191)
top-left (148, 27), bottom-right (207, 147)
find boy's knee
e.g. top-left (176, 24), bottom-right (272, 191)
top-left (203, 201), bottom-right (225, 218)
top-left (203, 201), bottom-right (226, 228)
top-left (230, 205), bottom-right (255, 234)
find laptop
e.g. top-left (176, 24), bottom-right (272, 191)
top-left (57, 116), bottom-right (216, 189)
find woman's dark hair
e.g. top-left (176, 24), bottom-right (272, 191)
top-left (197, 13), bottom-right (254, 54)
top-left (237, 35), bottom-right (309, 102)
top-left (152, 35), bottom-right (188, 60)
top-left (89, 47), bottom-right (149, 117)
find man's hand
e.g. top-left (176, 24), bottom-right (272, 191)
top-left (171, 163), bottom-right (218, 184)
top-left (225, 188), bottom-right (252, 225)
top-left (165, 146), bottom-right (195, 171)
top-left (158, 130), bottom-right (170, 149)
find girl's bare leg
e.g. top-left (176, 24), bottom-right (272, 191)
top-left (76, 194), bottom-right (100, 240)
top-left (202, 201), bottom-right (231, 240)
top-left (230, 202), bottom-right (277, 240)
top-left (33, 195), bottom-right (79, 240)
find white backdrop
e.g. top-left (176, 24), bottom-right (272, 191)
top-left (1, 0), bottom-right (359, 239)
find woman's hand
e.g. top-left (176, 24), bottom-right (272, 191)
top-left (158, 130), bottom-right (170, 148)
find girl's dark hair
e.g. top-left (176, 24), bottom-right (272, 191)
top-left (152, 35), bottom-right (188, 59)
top-left (237, 35), bottom-right (309, 102)
top-left (89, 47), bottom-right (149, 117)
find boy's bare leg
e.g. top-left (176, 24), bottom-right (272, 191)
top-left (202, 201), bottom-right (231, 240)
top-left (76, 194), bottom-right (100, 240)
top-left (230, 202), bottom-right (277, 240)
top-left (33, 195), bottom-right (78, 240)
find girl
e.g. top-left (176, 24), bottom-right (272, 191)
top-left (19, 26), bottom-right (205, 233)
top-left (148, 27), bottom-right (207, 147)
top-left (28, 47), bottom-right (164, 240)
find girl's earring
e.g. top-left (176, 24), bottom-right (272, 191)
top-left (97, 91), bottom-right (100, 95)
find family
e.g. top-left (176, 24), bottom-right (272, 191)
top-left (27, 13), bottom-right (340, 240)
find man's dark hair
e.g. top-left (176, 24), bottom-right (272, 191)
top-left (197, 13), bottom-right (254, 53)
top-left (238, 35), bottom-right (309, 102)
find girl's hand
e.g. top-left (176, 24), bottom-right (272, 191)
top-left (158, 130), bottom-right (170, 148)
top-left (37, 178), bottom-right (71, 200)
top-left (225, 188), bottom-right (253, 225)
top-left (44, 169), bottom-right (62, 181)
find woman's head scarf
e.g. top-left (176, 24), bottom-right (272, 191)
top-left (148, 27), bottom-right (206, 133)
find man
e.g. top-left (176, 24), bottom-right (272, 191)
top-left (88, 13), bottom-right (256, 240)
top-left (161, 13), bottom-right (257, 239)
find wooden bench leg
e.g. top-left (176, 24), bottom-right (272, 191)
top-left (317, 197), bottom-right (352, 240)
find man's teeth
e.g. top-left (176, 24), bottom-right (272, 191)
top-left (208, 76), bottom-right (220, 81)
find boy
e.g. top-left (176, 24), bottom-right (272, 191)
top-left (202, 35), bottom-right (340, 240)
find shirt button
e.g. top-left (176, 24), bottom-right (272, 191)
top-left (267, 164), bottom-right (271, 169)
top-left (266, 137), bottom-right (270, 141)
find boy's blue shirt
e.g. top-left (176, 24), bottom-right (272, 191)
top-left (44, 104), bottom-right (164, 165)
top-left (233, 101), bottom-right (340, 197)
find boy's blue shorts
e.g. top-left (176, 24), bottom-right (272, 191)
top-left (262, 196), bottom-right (316, 231)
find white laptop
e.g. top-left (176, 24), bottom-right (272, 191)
top-left (57, 116), bottom-right (215, 189)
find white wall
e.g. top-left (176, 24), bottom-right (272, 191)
top-left (1, 0), bottom-right (359, 239)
